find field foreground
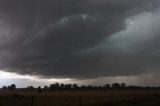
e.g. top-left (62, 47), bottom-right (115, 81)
top-left (0, 90), bottom-right (160, 106)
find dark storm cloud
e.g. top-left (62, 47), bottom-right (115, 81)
top-left (0, 0), bottom-right (159, 78)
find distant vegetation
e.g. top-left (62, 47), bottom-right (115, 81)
top-left (1, 82), bottom-right (160, 92)
top-left (1, 83), bottom-right (160, 106)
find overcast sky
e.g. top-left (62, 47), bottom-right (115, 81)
top-left (0, 0), bottom-right (160, 87)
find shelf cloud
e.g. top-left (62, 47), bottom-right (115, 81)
top-left (0, 0), bottom-right (160, 79)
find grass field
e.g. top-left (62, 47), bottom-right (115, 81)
top-left (0, 90), bottom-right (160, 106)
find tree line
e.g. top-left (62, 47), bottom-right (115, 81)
top-left (1, 83), bottom-right (160, 92)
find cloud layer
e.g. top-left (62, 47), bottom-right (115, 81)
top-left (0, 0), bottom-right (160, 78)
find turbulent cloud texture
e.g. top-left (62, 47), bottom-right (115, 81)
top-left (0, 0), bottom-right (160, 78)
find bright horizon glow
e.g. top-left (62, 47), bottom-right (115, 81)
top-left (0, 71), bottom-right (34, 80)
top-left (0, 70), bottom-right (159, 88)
top-left (0, 70), bottom-right (72, 81)
top-left (0, 70), bottom-right (73, 88)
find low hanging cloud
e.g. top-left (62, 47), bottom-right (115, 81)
top-left (81, 11), bottom-right (160, 77)
top-left (0, 0), bottom-right (159, 78)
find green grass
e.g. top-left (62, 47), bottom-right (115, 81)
top-left (0, 90), bottom-right (160, 106)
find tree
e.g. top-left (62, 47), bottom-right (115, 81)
top-left (38, 86), bottom-right (42, 93)
top-left (49, 84), bottom-right (56, 90)
top-left (60, 84), bottom-right (65, 89)
top-left (8, 84), bottom-right (16, 90)
top-left (2, 86), bottom-right (7, 90)
top-left (112, 83), bottom-right (120, 89)
top-left (121, 83), bottom-right (126, 88)
top-left (55, 83), bottom-right (60, 89)
top-left (27, 86), bottom-right (34, 90)
top-left (73, 84), bottom-right (78, 89)
top-left (49, 83), bottom-right (60, 90)
top-left (105, 84), bottom-right (110, 88)
top-left (44, 85), bottom-right (49, 90)
top-left (64, 84), bottom-right (72, 90)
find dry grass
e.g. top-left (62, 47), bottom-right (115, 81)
top-left (0, 90), bottom-right (160, 106)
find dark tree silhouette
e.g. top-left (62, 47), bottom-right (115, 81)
top-left (55, 83), bottom-right (60, 89)
top-left (8, 84), bottom-right (16, 90)
top-left (27, 86), bottom-right (34, 90)
top-left (2, 82), bottom-right (160, 91)
top-left (112, 83), bottom-right (121, 89)
top-left (65, 84), bottom-right (72, 90)
top-left (105, 84), bottom-right (110, 88)
top-left (73, 84), bottom-right (78, 89)
top-left (44, 85), bottom-right (49, 90)
top-left (60, 84), bottom-right (65, 89)
top-left (2, 86), bottom-right (7, 90)
top-left (121, 83), bottom-right (126, 88)
top-left (49, 84), bottom-right (56, 90)
top-left (38, 86), bottom-right (42, 93)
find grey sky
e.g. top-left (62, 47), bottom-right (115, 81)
top-left (0, 0), bottom-right (160, 85)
